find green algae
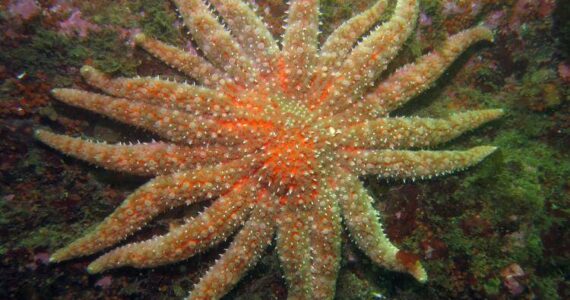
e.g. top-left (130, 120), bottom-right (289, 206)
top-left (0, 29), bottom-right (86, 78)
top-left (394, 106), bottom-right (569, 298)
top-left (85, 0), bottom-right (201, 47)
top-left (319, 0), bottom-right (354, 25)
top-left (83, 29), bottom-right (140, 76)
top-left (371, 9), bottom-right (569, 294)
top-left (0, 28), bottom-right (138, 82)
top-left (86, 2), bottom-right (136, 28)
top-left (518, 68), bottom-right (564, 110)
top-left (483, 277), bottom-right (501, 296)
top-left (18, 226), bottom-right (77, 251)
top-left (130, 0), bottom-right (183, 45)
top-left (418, 0), bottom-right (446, 43)
top-left (335, 271), bottom-right (377, 300)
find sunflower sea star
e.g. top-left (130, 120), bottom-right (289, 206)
top-left (36, 0), bottom-right (503, 299)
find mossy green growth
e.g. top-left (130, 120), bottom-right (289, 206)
top-left (390, 56), bottom-right (568, 295)
top-left (130, 0), bottom-right (183, 45)
top-left (318, 0), bottom-right (359, 39)
top-left (86, 2), bottom-right (136, 28)
top-left (319, 0), bottom-right (354, 21)
top-left (0, 27), bottom-right (139, 81)
top-left (419, 0), bottom-right (446, 42)
top-left (335, 271), bottom-right (378, 300)
top-left (517, 68), bottom-right (564, 110)
top-left (0, 199), bottom-right (11, 255)
top-left (419, 0), bottom-right (443, 21)
top-left (83, 29), bottom-right (140, 76)
top-left (473, 65), bottom-right (505, 91)
top-left (530, 275), bottom-right (564, 300)
top-left (0, 29), bottom-right (88, 78)
top-left (419, 106), bottom-right (568, 296)
top-left (18, 226), bottom-right (78, 250)
top-left (171, 283), bottom-right (186, 298)
top-left (483, 277), bottom-right (501, 296)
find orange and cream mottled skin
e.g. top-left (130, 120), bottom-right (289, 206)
top-left (36, 0), bottom-right (503, 299)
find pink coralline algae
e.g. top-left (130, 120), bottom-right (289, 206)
top-left (58, 10), bottom-right (100, 38)
top-left (484, 10), bottom-right (506, 30)
top-left (25, 252), bottom-right (50, 271)
top-left (501, 263), bottom-right (526, 296)
top-left (559, 63), bottom-right (570, 84)
top-left (94, 275), bottom-right (113, 290)
top-left (442, 0), bottom-right (482, 17)
top-left (8, 0), bottom-right (40, 20)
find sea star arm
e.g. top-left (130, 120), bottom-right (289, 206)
top-left (49, 158), bottom-right (260, 262)
top-left (337, 170), bottom-right (427, 281)
top-left (134, 33), bottom-right (228, 88)
top-left (207, 0), bottom-right (279, 73)
top-left (36, 130), bottom-right (261, 175)
top-left (318, 0), bottom-right (419, 114)
top-left (79, 66), bottom-right (234, 116)
top-left (187, 189), bottom-right (275, 300)
top-left (36, 129), bottom-right (199, 176)
top-left (340, 146), bottom-right (497, 179)
top-left (333, 110), bottom-right (504, 149)
top-left (280, 0), bottom-right (319, 94)
top-left (87, 179), bottom-right (256, 273)
top-left (50, 89), bottom-right (273, 145)
top-left (276, 195), bottom-right (314, 299)
top-left (173, 0), bottom-right (256, 84)
top-left (313, 0), bottom-right (389, 92)
top-left (309, 181), bottom-right (342, 299)
top-left (358, 26), bottom-right (494, 118)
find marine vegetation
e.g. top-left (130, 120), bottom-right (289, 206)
top-left (35, 0), bottom-right (504, 299)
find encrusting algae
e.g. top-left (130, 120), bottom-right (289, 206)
top-left (35, 0), bottom-right (504, 299)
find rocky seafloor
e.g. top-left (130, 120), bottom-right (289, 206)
top-left (0, 0), bottom-right (568, 299)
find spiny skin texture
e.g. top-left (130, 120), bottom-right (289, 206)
top-left (36, 0), bottom-right (503, 299)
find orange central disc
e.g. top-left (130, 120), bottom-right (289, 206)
top-left (261, 130), bottom-right (318, 195)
